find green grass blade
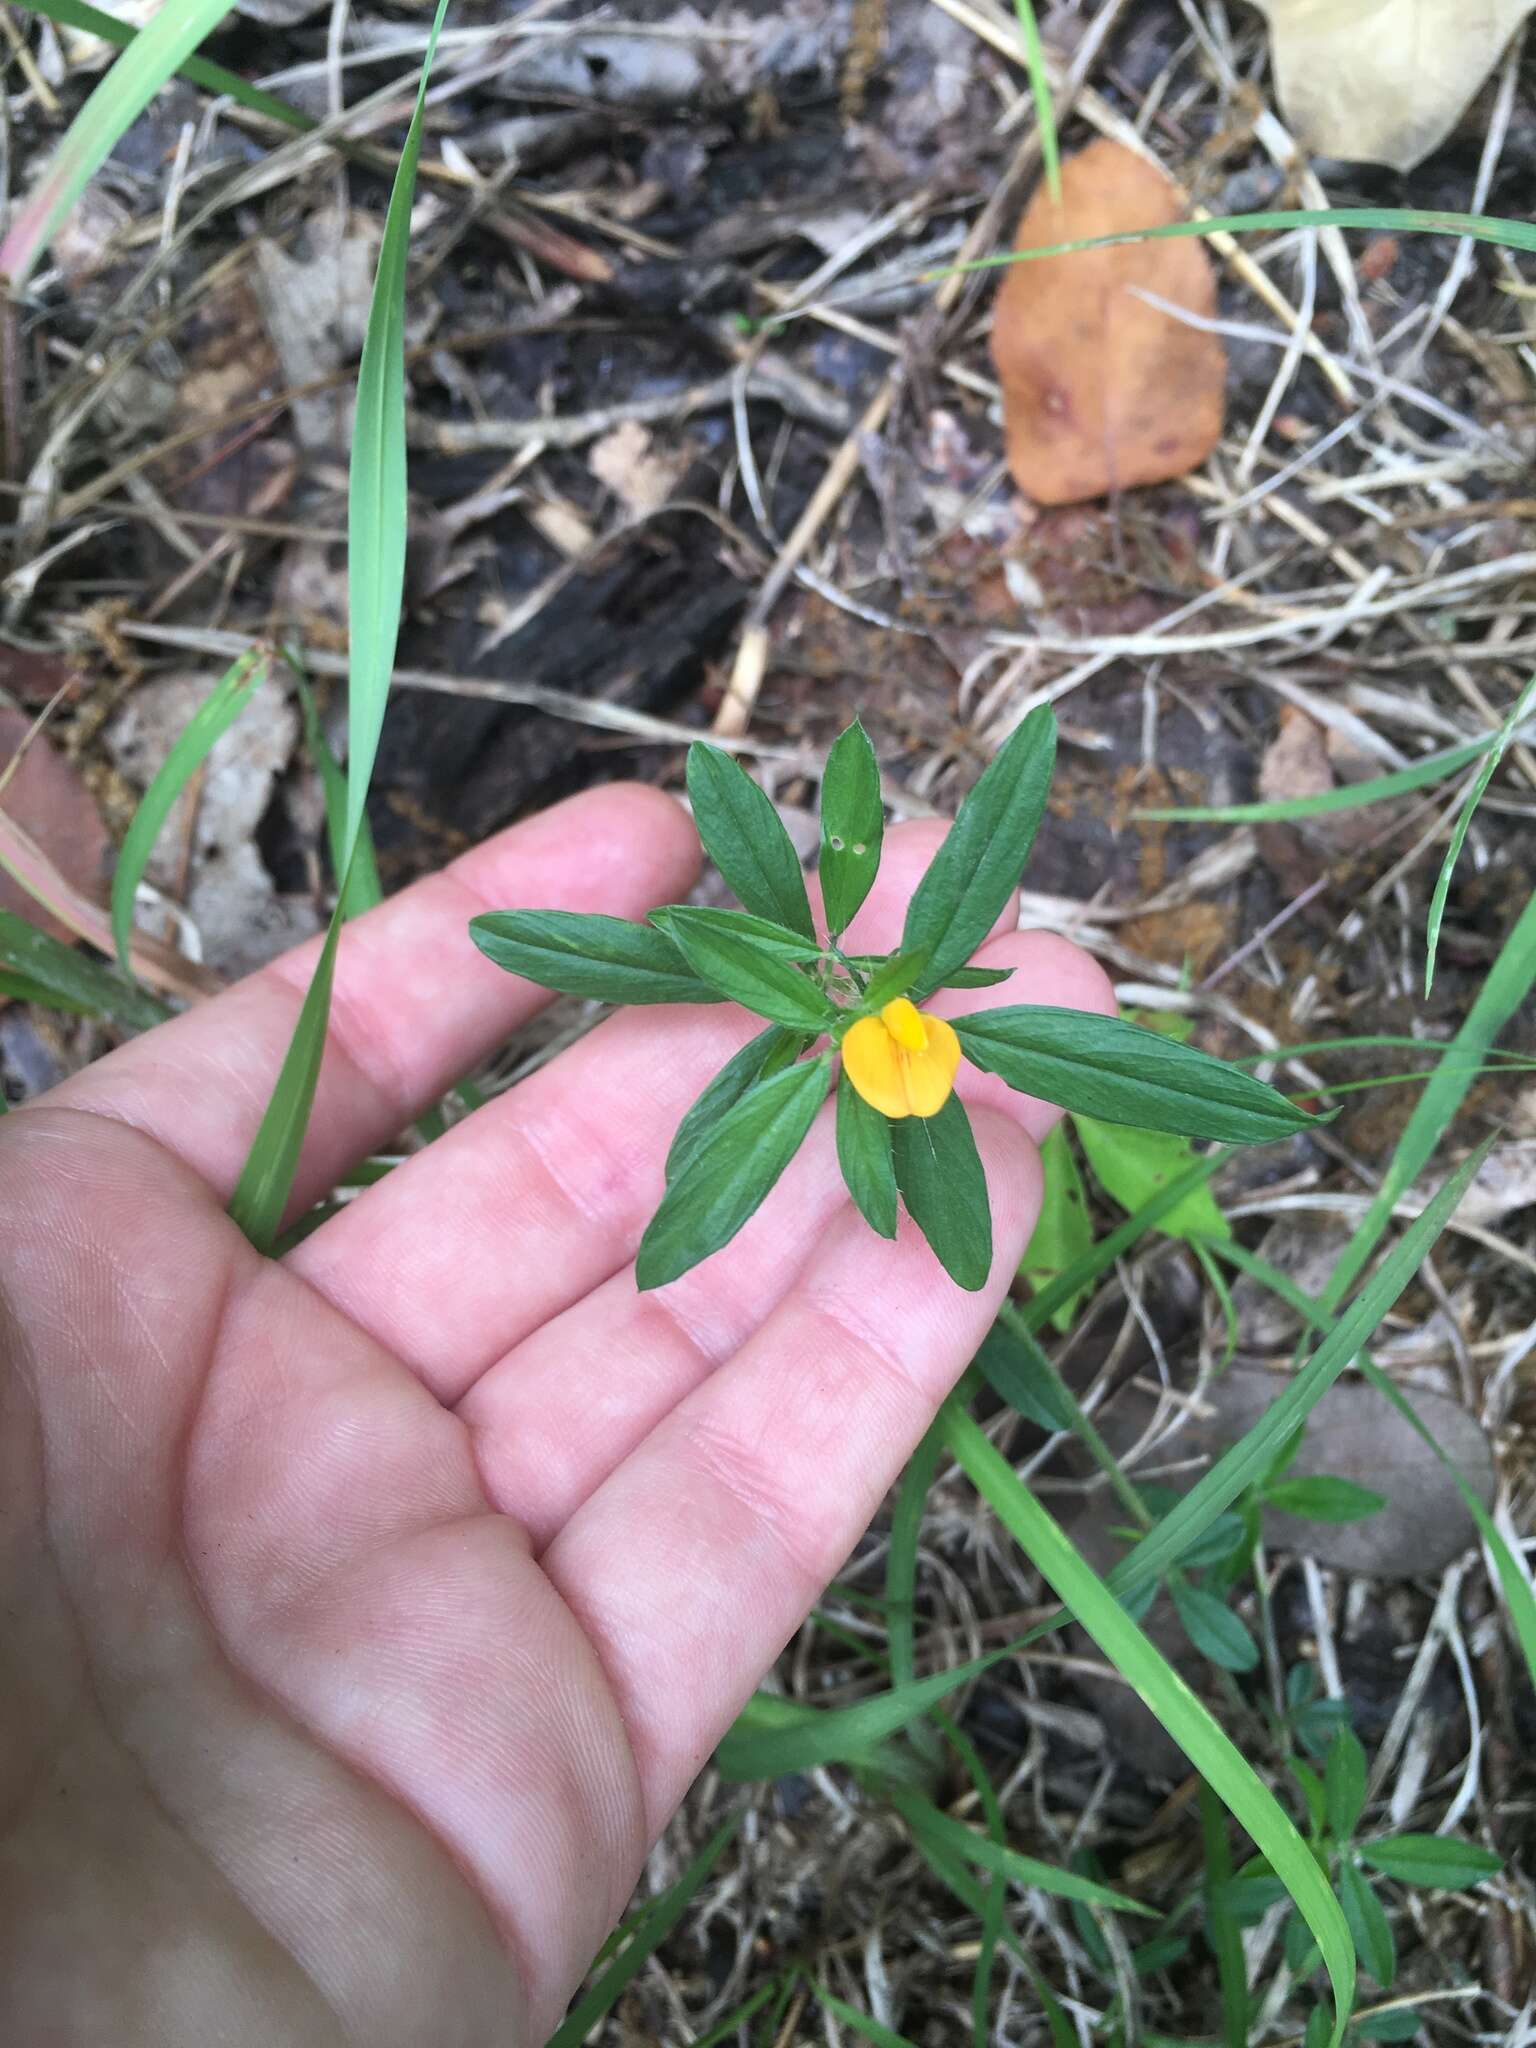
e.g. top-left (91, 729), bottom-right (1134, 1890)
top-left (293, 670), bottom-right (383, 920)
top-left (891, 1786), bottom-right (1153, 1916)
top-left (15, 0), bottom-right (316, 134)
top-left (344, 0), bottom-right (448, 858)
top-left (1114, 1143), bottom-right (1489, 1598)
top-left (0, 909), bottom-right (169, 1031)
top-left (1138, 737), bottom-right (1494, 826)
top-left (227, 909), bottom-right (344, 1247)
top-left (1011, 0), bottom-right (1059, 198)
top-left (802, 1979), bottom-right (920, 2048)
top-left (1424, 671), bottom-right (1536, 994)
top-left (111, 650), bottom-right (266, 974)
top-left (230, 2), bottom-right (448, 1250)
top-left (1, 0), bottom-right (240, 285)
top-left (544, 1813), bottom-right (741, 2048)
top-left (1320, 889), bottom-right (1536, 1311)
top-left (1199, 1781), bottom-right (1249, 2048)
top-left (940, 1400), bottom-right (1356, 2046)
top-left (887, 1420), bottom-right (943, 1689)
top-left (928, 207), bottom-right (1536, 289)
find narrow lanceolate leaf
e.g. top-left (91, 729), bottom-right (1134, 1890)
top-left (649, 909), bottom-right (834, 1030)
top-left (1265, 1475), bottom-right (1386, 1523)
top-left (294, 671), bottom-right (382, 921)
top-left (0, 0), bottom-right (239, 285)
top-left (941, 964), bottom-right (1015, 990)
top-left (1425, 667), bottom-right (1536, 995)
top-left (1171, 1578), bottom-right (1259, 1673)
top-left (890, 1093), bottom-right (992, 1291)
top-left (956, 1008), bottom-right (1316, 1143)
top-left (0, 910), bottom-right (169, 1032)
top-left (112, 650), bottom-right (266, 974)
top-left (836, 1069), bottom-right (898, 1237)
top-left (469, 909), bottom-right (721, 1007)
top-left (903, 705), bottom-right (1056, 998)
top-left (650, 904), bottom-right (824, 963)
top-left (666, 1025), bottom-right (810, 1184)
top-left (1325, 1728), bottom-right (1369, 1843)
top-left (686, 743), bottom-right (815, 939)
top-left (636, 1056), bottom-right (831, 1289)
top-left (1357, 1835), bottom-right (1502, 1889)
top-left (1339, 1860), bottom-right (1396, 1987)
top-left (857, 949), bottom-right (930, 1010)
top-left (818, 718), bottom-right (884, 936)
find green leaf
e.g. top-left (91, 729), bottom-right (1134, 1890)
top-left (1358, 1835), bottom-right (1503, 1889)
top-left (293, 668), bottom-right (382, 922)
top-left (973, 1320), bottom-right (1076, 1431)
top-left (1325, 1729), bottom-right (1369, 1843)
top-left (857, 948), bottom-right (930, 1010)
top-left (0, 910), bottom-right (170, 1032)
top-left (903, 705), bottom-right (1057, 997)
top-left (469, 909), bottom-right (720, 1007)
top-left (801, 1980), bottom-right (920, 2048)
top-left (1353, 2010), bottom-right (1422, 2041)
top-left (1425, 668), bottom-right (1536, 994)
top-left (957, 1008), bottom-right (1317, 1143)
top-left (818, 718), bottom-right (884, 936)
top-left (649, 903), bottom-right (824, 963)
top-left (1139, 736), bottom-right (1497, 826)
top-left (649, 908), bottom-right (834, 1030)
top-left (1169, 1511), bottom-right (1249, 1575)
top-left (941, 964), bottom-right (1015, 989)
top-left (1074, 1112), bottom-right (1231, 1242)
top-left (941, 1400), bottom-right (1357, 2046)
top-left (1020, 1123), bottom-right (1094, 1328)
top-left (891, 1786), bottom-right (1154, 1916)
top-left (112, 651), bottom-right (266, 974)
top-left (1282, 1904), bottom-right (1322, 1975)
top-left (836, 1068), bottom-right (898, 1237)
top-left (686, 743), bottom-right (815, 939)
top-left (890, 1093), bottom-right (992, 1291)
top-left (1213, 1873), bottom-right (1289, 1923)
top-left (1266, 1476), bottom-right (1387, 1524)
top-left (636, 1056), bottom-right (831, 1288)
top-left (1339, 1859), bottom-right (1396, 1987)
top-left (0, 968), bottom-right (95, 1014)
top-left (666, 1025), bottom-right (809, 1184)
top-left (544, 1814), bottom-right (741, 2048)
top-left (1171, 1579), bottom-right (1259, 1672)
top-left (1289, 1756), bottom-right (1328, 1837)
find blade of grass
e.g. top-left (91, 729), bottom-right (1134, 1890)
top-left (0, 909), bottom-right (170, 1031)
top-left (891, 1785), bottom-right (1153, 1916)
top-left (940, 1399), bottom-right (1356, 2047)
top-left (111, 650), bottom-right (266, 975)
top-left (1011, 0), bottom-right (1059, 198)
top-left (544, 1812), bottom-right (742, 2048)
top-left (1319, 890), bottom-right (1536, 1312)
top-left (292, 667), bottom-right (383, 921)
top-left (15, 0), bottom-right (316, 134)
top-left (801, 1979), bottom-right (920, 2048)
top-left (1200, 1780), bottom-right (1249, 2048)
top-left (1113, 1143), bottom-right (1489, 1599)
top-left (1138, 736), bottom-right (1497, 826)
top-left (1, 0), bottom-right (240, 285)
top-left (1425, 671), bottom-right (1536, 994)
top-left (229, 0), bottom-right (450, 1251)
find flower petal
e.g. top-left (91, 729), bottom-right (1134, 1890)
top-left (904, 1013), bottom-right (962, 1117)
top-left (842, 1014), bottom-right (909, 1119)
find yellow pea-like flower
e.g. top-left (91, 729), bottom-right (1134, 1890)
top-left (842, 996), bottom-right (962, 1119)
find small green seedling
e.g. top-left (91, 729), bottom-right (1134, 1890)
top-left (471, 712), bottom-right (1319, 1290)
top-left (1221, 1723), bottom-right (1502, 2009)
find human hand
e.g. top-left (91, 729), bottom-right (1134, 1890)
top-left (0, 783), bottom-right (1112, 2045)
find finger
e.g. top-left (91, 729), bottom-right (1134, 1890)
top-left (459, 926), bottom-right (1112, 1545)
top-left (39, 784), bottom-right (698, 1214)
top-left (539, 1104), bottom-right (1043, 1832)
top-left (287, 819), bottom-right (1019, 1400)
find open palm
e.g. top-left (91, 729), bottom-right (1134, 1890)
top-left (0, 783), bottom-right (1111, 2045)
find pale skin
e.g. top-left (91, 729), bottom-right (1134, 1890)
top-left (0, 784), bottom-right (1113, 2045)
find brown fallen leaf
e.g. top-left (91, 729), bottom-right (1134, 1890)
top-left (990, 139), bottom-right (1226, 507)
top-left (1251, 0), bottom-right (1533, 172)
top-left (0, 705), bottom-right (108, 946)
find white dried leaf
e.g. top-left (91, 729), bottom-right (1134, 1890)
top-left (1250, 0), bottom-right (1533, 171)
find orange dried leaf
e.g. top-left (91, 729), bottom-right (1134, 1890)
top-left (990, 140), bottom-right (1226, 507)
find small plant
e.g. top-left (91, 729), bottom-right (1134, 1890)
top-left (470, 712), bottom-right (1317, 1289)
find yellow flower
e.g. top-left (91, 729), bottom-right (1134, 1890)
top-left (842, 997), bottom-right (962, 1119)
